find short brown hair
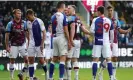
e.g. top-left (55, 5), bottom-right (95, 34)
top-left (26, 9), bottom-right (34, 15)
top-left (107, 6), bottom-right (113, 10)
top-left (12, 9), bottom-right (21, 14)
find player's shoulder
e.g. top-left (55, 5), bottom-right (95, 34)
top-left (6, 21), bottom-right (13, 27)
top-left (92, 17), bottom-right (99, 22)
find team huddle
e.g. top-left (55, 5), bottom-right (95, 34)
top-left (4, 1), bottom-right (131, 80)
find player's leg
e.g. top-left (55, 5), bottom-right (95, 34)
top-left (64, 48), bottom-right (73, 80)
top-left (27, 47), bottom-right (35, 80)
top-left (9, 46), bottom-right (18, 80)
top-left (103, 44), bottom-right (113, 80)
top-left (18, 45), bottom-right (29, 80)
top-left (58, 36), bottom-right (68, 80)
top-left (111, 43), bottom-right (118, 80)
top-left (98, 59), bottom-right (107, 80)
top-left (71, 40), bottom-right (81, 80)
top-left (49, 37), bottom-right (59, 80)
top-left (92, 45), bottom-right (101, 80)
top-left (36, 46), bottom-right (48, 80)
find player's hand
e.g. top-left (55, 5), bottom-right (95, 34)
top-left (40, 44), bottom-right (44, 54)
top-left (127, 28), bottom-right (132, 33)
top-left (6, 47), bottom-right (10, 53)
top-left (71, 41), bottom-right (75, 47)
top-left (68, 42), bottom-right (72, 51)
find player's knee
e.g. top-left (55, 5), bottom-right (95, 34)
top-left (93, 57), bottom-right (99, 62)
top-left (106, 57), bottom-right (112, 62)
top-left (28, 57), bottom-right (34, 64)
top-left (60, 55), bottom-right (66, 62)
top-left (24, 56), bottom-right (28, 63)
top-left (10, 58), bottom-right (15, 64)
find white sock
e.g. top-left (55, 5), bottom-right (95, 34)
top-left (73, 61), bottom-right (79, 79)
top-left (30, 77), bottom-right (33, 80)
top-left (64, 67), bottom-right (67, 79)
top-left (59, 78), bottom-right (63, 80)
top-left (99, 60), bottom-right (107, 74)
top-left (112, 62), bottom-right (117, 78)
top-left (67, 60), bottom-right (72, 80)
top-left (9, 63), bottom-right (15, 79)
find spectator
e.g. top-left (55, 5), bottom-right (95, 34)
top-left (4, 12), bottom-right (13, 25)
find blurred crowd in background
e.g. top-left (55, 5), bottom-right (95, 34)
top-left (0, 1), bottom-right (133, 49)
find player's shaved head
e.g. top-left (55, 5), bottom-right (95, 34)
top-left (57, 1), bottom-right (65, 9)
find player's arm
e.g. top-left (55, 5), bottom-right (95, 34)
top-left (25, 21), bottom-right (30, 48)
top-left (117, 20), bottom-right (131, 34)
top-left (63, 15), bottom-right (71, 50)
top-left (81, 24), bottom-right (91, 35)
top-left (110, 22), bottom-right (114, 44)
top-left (39, 19), bottom-right (46, 51)
top-left (118, 28), bottom-right (131, 34)
top-left (5, 22), bottom-right (11, 52)
top-left (90, 18), bottom-right (96, 36)
top-left (70, 22), bottom-right (75, 46)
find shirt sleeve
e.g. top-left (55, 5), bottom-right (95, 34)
top-left (110, 21), bottom-right (114, 30)
top-left (63, 14), bottom-right (67, 26)
top-left (24, 21), bottom-right (28, 31)
top-left (6, 22), bottom-right (12, 33)
top-left (90, 18), bottom-right (96, 33)
top-left (38, 19), bottom-right (45, 31)
top-left (117, 20), bottom-right (121, 29)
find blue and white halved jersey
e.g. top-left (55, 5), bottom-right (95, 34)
top-left (90, 16), bottom-right (114, 45)
top-left (27, 18), bottom-right (45, 47)
top-left (51, 12), bottom-right (67, 36)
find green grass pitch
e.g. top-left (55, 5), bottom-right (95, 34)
top-left (0, 68), bottom-right (132, 80)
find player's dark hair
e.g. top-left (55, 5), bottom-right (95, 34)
top-left (26, 9), bottom-right (34, 15)
top-left (107, 6), bottom-right (113, 10)
top-left (12, 9), bottom-right (21, 14)
top-left (56, 1), bottom-right (65, 9)
top-left (97, 6), bottom-right (104, 14)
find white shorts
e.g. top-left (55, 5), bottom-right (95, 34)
top-left (67, 40), bottom-right (81, 58)
top-left (112, 43), bottom-right (118, 57)
top-left (53, 35), bottom-right (68, 56)
top-left (44, 49), bottom-right (53, 59)
top-left (92, 44), bottom-right (111, 58)
top-left (9, 44), bottom-right (27, 58)
top-left (72, 40), bottom-right (81, 58)
top-left (28, 44), bottom-right (44, 57)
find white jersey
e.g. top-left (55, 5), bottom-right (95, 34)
top-left (90, 16), bottom-right (114, 45)
top-left (45, 31), bottom-right (52, 49)
top-left (27, 18), bottom-right (45, 47)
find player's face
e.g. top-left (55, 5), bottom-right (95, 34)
top-left (48, 25), bottom-right (52, 32)
top-left (108, 8), bottom-right (113, 17)
top-left (68, 6), bottom-right (73, 15)
top-left (26, 14), bottom-right (33, 21)
top-left (64, 8), bottom-right (69, 16)
top-left (14, 11), bottom-right (21, 20)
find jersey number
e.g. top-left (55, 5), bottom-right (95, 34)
top-left (97, 23), bottom-right (110, 33)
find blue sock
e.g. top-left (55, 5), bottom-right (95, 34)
top-left (107, 62), bottom-right (113, 76)
top-left (59, 62), bottom-right (65, 78)
top-left (29, 64), bottom-right (34, 77)
top-left (49, 62), bottom-right (55, 78)
top-left (42, 63), bottom-right (47, 73)
top-left (92, 62), bottom-right (97, 79)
